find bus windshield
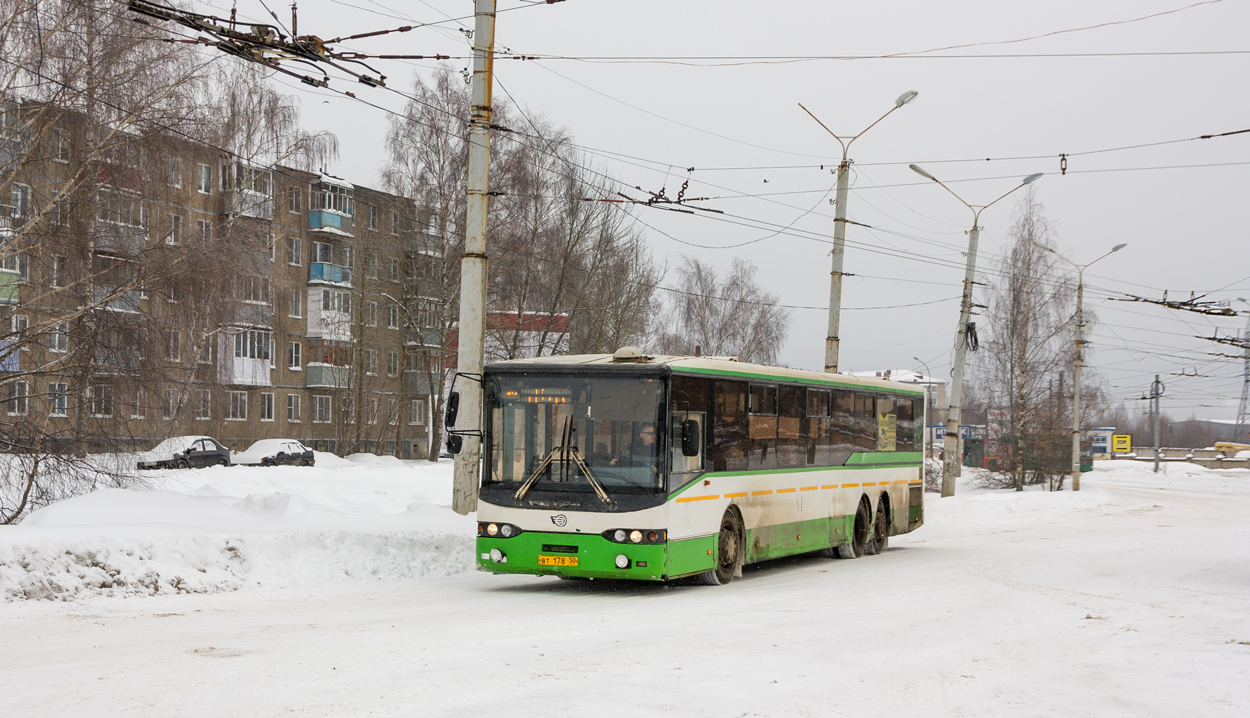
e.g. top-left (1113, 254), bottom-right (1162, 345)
top-left (485, 373), bottom-right (665, 494)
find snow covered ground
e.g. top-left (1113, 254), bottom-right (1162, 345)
top-left (2, 459), bottom-right (1249, 716)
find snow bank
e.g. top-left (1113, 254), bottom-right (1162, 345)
top-left (0, 459), bottom-right (474, 602)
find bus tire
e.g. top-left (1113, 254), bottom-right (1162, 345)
top-left (699, 508), bottom-right (743, 585)
top-left (837, 498), bottom-right (870, 559)
top-left (865, 495), bottom-right (890, 555)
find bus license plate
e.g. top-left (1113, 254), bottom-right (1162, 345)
top-left (538, 555), bottom-right (578, 567)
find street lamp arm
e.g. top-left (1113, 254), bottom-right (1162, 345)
top-left (849, 104), bottom-right (902, 148)
top-left (797, 103), bottom-right (848, 158)
top-left (974, 182), bottom-right (1030, 224)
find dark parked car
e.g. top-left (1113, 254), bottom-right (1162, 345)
top-left (137, 436), bottom-right (232, 470)
top-left (232, 439), bottom-right (315, 467)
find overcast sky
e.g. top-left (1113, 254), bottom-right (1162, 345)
top-left (196, 0), bottom-right (1249, 426)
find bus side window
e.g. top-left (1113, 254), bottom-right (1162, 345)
top-left (671, 411), bottom-right (706, 474)
top-left (778, 385), bottom-right (804, 468)
top-left (832, 390), bottom-right (857, 458)
top-left (806, 388), bottom-right (831, 466)
top-left (672, 375), bottom-right (712, 473)
top-left (748, 384), bottom-right (778, 470)
top-left (853, 393), bottom-right (876, 450)
top-left (895, 396), bottom-right (915, 452)
top-left (712, 381), bottom-right (748, 472)
top-left (876, 396), bottom-right (897, 452)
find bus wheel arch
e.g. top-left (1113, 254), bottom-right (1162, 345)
top-left (837, 495), bottom-right (871, 559)
top-left (699, 505), bottom-right (744, 586)
top-left (866, 492), bottom-right (890, 555)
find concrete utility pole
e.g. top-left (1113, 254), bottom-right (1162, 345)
top-left (913, 356), bottom-right (935, 459)
top-left (798, 91), bottom-right (918, 374)
top-left (910, 165), bottom-right (1042, 497)
top-left (1033, 243), bottom-right (1126, 491)
top-left (1234, 298), bottom-right (1250, 443)
top-left (1152, 374), bottom-right (1165, 473)
top-left (452, 0), bottom-right (497, 515)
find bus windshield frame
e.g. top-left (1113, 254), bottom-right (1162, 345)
top-left (483, 369), bottom-right (668, 497)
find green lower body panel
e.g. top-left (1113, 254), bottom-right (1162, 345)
top-left (478, 532), bottom-right (669, 580)
top-left (665, 535), bottom-right (717, 578)
top-left (744, 515), bottom-right (853, 563)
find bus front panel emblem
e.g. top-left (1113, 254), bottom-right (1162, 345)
top-left (551, 514), bottom-right (567, 527)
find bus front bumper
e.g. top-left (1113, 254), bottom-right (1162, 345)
top-left (476, 531), bottom-right (668, 581)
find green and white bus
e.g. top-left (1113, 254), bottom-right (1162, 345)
top-left (471, 348), bottom-right (925, 584)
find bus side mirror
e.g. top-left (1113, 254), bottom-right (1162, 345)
top-left (681, 420), bottom-right (700, 457)
top-left (446, 434), bottom-right (463, 455)
top-left (445, 391), bottom-right (459, 428)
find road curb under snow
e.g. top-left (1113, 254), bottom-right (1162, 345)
top-left (0, 531), bottom-right (475, 602)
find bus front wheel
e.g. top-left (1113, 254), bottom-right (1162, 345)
top-left (700, 509), bottom-right (743, 585)
top-left (837, 498), bottom-right (870, 559)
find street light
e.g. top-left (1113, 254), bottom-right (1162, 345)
top-left (913, 356), bottom-right (936, 459)
top-left (799, 91), bottom-right (919, 375)
top-left (1033, 241), bottom-right (1127, 491)
top-left (910, 164), bottom-right (1043, 497)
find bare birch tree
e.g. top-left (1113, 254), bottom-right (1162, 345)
top-left (656, 256), bottom-right (789, 364)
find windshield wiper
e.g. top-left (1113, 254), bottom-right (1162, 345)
top-left (514, 418), bottom-right (612, 507)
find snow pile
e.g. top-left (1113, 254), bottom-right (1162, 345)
top-left (0, 459), bottom-right (475, 602)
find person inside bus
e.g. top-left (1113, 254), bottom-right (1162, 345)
top-left (611, 423), bottom-right (659, 471)
top-left (591, 441), bottom-right (613, 465)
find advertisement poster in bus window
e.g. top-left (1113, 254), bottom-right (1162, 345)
top-left (876, 398), bottom-right (896, 452)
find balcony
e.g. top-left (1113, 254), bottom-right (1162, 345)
top-left (219, 356), bottom-right (271, 387)
top-left (309, 262), bottom-right (352, 286)
top-left (226, 301), bottom-right (274, 329)
top-left (0, 269), bottom-right (18, 305)
top-left (308, 209), bottom-right (353, 237)
top-left (94, 223), bottom-right (149, 257)
top-left (221, 189), bottom-right (274, 220)
top-left (403, 230), bottom-right (441, 256)
top-left (91, 285), bottom-right (142, 313)
top-left (306, 363), bottom-right (352, 389)
top-left (93, 345), bottom-right (142, 375)
top-left (404, 370), bottom-right (434, 395)
top-left (406, 326), bottom-right (442, 347)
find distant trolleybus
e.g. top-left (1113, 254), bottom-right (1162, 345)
top-left (470, 348), bottom-right (925, 585)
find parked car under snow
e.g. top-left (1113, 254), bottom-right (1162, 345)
top-left (231, 439), bottom-right (315, 467)
top-left (136, 436), bottom-right (232, 470)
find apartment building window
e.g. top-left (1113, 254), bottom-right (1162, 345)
top-left (287, 393), bottom-right (302, 422)
top-left (313, 395), bottom-right (331, 423)
top-left (7, 380), bottom-right (28, 416)
top-left (165, 330), bottom-right (181, 362)
top-left (387, 351), bottom-right (399, 377)
top-left (389, 210), bottom-right (398, 235)
top-left (198, 334), bottom-right (213, 364)
top-left (48, 322), bottom-right (68, 353)
top-left (166, 156), bottom-right (182, 188)
top-left (340, 397), bottom-right (354, 424)
top-left (409, 399), bottom-right (425, 425)
top-left (54, 130), bottom-right (70, 163)
top-left (52, 198), bottom-right (70, 226)
top-left (341, 246), bottom-right (354, 269)
top-left (254, 391), bottom-right (273, 422)
top-left (1, 252), bottom-right (27, 280)
top-left (11, 314), bottom-right (28, 346)
top-left (322, 288), bottom-right (351, 314)
top-left (49, 382), bottom-right (68, 417)
top-left (91, 383), bottom-right (114, 417)
top-left (288, 340), bottom-right (302, 370)
top-left (366, 301), bottom-right (378, 327)
top-left (388, 305), bottom-right (400, 329)
top-left (234, 329), bottom-right (272, 360)
top-left (267, 233), bottom-right (276, 262)
top-left (367, 204), bottom-right (379, 230)
top-left (50, 255), bottom-right (67, 287)
top-left (227, 390), bottom-right (247, 420)
top-left (287, 186), bottom-right (301, 213)
top-left (196, 389), bottom-right (211, 419)
top-left (365, 349), bottom-right (377, 375)
top-left (240, 275), bottom-right (271, 304)
top-left (131, 386), bottom-right (146, 420)
top-left (288, 288), bottom-right (303, 318)
top-left (287, 236), bottom-right (302, 265)
top-left (9, 183), bottom-right (30, 218)
top-left (365, 252), bottom-right (378, 278)
top-left (165, 213), bottom-right (182, 245)
top-left (313, 241), bottom-right (332, 264)
top-left (197, 219), bottom-right (212, 241)
top-left (163, 389), bottom-right (179, 420)
top-left (389, 257), bottom-right (399, 281)
top-left (367, 397), bottom-right (378, 425)
top-left (196, 163), bottom-right (212, 194)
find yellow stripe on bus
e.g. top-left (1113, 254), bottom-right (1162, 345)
top-left (751, 490), bottom-right (773, 496)
top-left (675, 494), bottom-right (720, 503)
top-left (821, 484), bottom-right (839, 490)
top-left (861, 482), bottom-right (877, 486)
top-left (724, 492), bottom-right (747, 498)
top-left (800, 486), bottom-right (818, 491)
top-left (776, 488), bottom-right (796, 494)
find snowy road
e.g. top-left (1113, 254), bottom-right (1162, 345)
top-left (3, 463), bottom-right (1249, 717)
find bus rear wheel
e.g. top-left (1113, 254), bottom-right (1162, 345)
top-left (865, 496), bottom-right (889, 555)
top-left (837, 498), bottom-right (870, 559)
top-left (699, 509), bottom-right (743, 585)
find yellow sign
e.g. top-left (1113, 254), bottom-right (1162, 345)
top-left (537, 555), bottom-right (578, 567)
top-left (1112, 435), bottom-right (1131, 453)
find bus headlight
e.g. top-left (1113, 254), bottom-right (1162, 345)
top-left (615, 554), bottom-right (629, 569)
top-left (500, 523), bottom-right (515, 538)
top-left (613, 529), bottom-right (627, 542)
top-left (487, 523), bottom-right (499, 536)
top-left (629, 530), bottom-right (643, 544)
